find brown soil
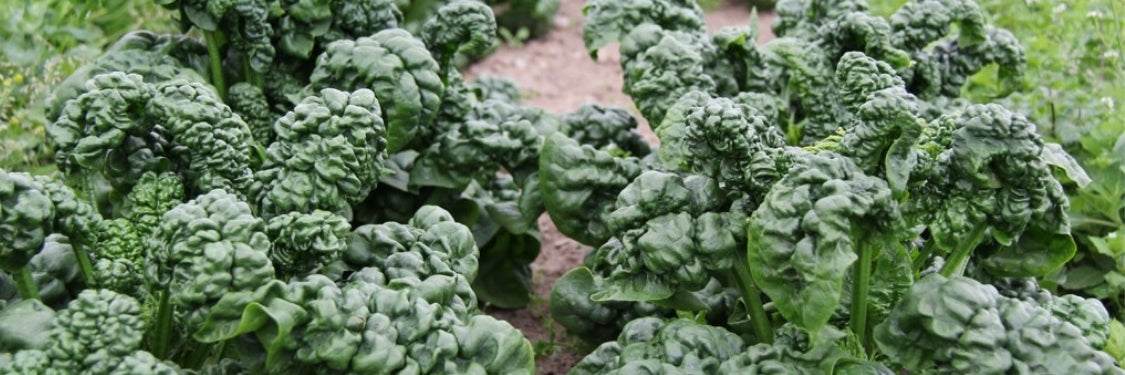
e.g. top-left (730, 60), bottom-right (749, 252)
top-left (465, 1), bottom-right (776, 373)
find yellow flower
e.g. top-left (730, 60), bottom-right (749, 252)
top-left (13, 74), bottom-right (23, 84)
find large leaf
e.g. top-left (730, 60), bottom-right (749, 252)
top-left (471, 231), bottom-right (538, 309)
top-left (194, 281), bottom-right (309, 368)
top-left (980, 226), bottom-right (1077, 277)
top-left (0, 299), bottom-right (55, 351)
top-left (309, 29), bottom-right (444, 152)
top-left (746, 152), bottom-right (900, 334)
top-left (539, 133), bottom-right (642, 246)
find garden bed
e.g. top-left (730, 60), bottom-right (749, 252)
top-left (465, 1), bottom-right (774, 372)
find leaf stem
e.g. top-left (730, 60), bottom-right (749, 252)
top-left (71, 241), bottom-right (96, 286)
top-left (439, 49), bottom-right (454, 86)
top-left (243, 59), bottom-right (263, 89)
top-left (850, 235), bottom-right (875, 352)
top-left (15, 265), bottom-right (38, 300)
top-left (69, 175), bottom-right (98, 286)
top-left (203, 31), bottom-right (226, 99)
top-left (733, 251), bottom-right (773, 344)
top-left (152, 290), bottom-right (174, 359)
top-left (939, 225), bottom-right (988, 278)
top-left (912, 237), bottom-right (935, 275)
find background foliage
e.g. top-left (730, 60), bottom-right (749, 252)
top-left (875, 0), bottom-right (1125, 319)
top-left (0, 0), bottom-right (1123, 371)
top-left (0, 0), bottom-right (175, 173)
top-left (2, 0), bottom-right (1123, 323)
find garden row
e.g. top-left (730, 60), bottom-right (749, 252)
top-left (1, 0), bottom-right (1123, 373)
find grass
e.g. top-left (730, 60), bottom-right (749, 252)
top-left (868, 0), bottom-right (1124, 144)
top-left (977, 0), bottom-right (1123, 148)
top-left (0, 0), bottom-right (174, 173)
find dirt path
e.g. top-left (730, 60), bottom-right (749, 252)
top-left (465, 1), bottom-right (775, 373)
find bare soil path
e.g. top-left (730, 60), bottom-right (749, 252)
top-left (465, 1), bottom-right (776, 373)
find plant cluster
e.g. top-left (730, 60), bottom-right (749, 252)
top-left (0, 0), bottom-right (622, 372)
top-left (1, 0), bottom-right (1123, 372)
top-left (401, 0), bottom-right (560, 38)
top-left (979, 0), bottom-right (1125, 319)
top-left (874, 0), bottom-right (1125, 343)
top-left (541, 0), bottom-right (1125, 372)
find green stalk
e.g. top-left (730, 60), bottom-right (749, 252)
top-left (849, 234), bottom-right (875, 352)
top-left (912, 237), bottom-right (936, 275)
top-left (733, 252), bottom-right (773, 344)
top-left (152, 290), bottom-right (174, 359)
top-left (72, 175), bottom-right (98, 286)
top-left (15, 265), bottom-right (39, 300)
top-left (243, 59), bottom-right (263, 88)
top-left (438, 48), bottom-right (455, 86)
top-left (71, 241), bottom-right (96, 286)
top-left (785, 113), bottom-right (802, 146)
top-left (203, 31), bottom-right (227, 99)
top-left (939, 225), bottom-right (988, 278)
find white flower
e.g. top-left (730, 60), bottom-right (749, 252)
top-left (1101, 97), bottom-right (1115, 110)
top-left (1087, 10), bottom-right (1104, 19)
top-left (1053, 3), bottom-right (1068, 14)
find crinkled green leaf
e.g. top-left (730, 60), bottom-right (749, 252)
top-left (560, 104), bottom-right (650, 157)
top-left (593, 172), bottom-right (743, 302)
top-left (747, 151), bottom-right (901, 334)
top-left (538, 133), bottom-right (643, 246)
top-left (147, 189), bottom-right (275, 333)
top-left (909, 104), bottom-right (1073, 277)
top-left (875, 274), bottom-right (1123, 374)
top-left (275, 0), bottom-right (333, 58)
top-left (252, 88), bottom-right (388, 218)
top-left (309, 29), bottom-right (444, 152)
top-left (571, 318), bottom-right (744, 375)
top-left (266, 210), bottom-right (350, 278)
top-left (422, 1), bottom-right (497, 67)
top-left (582, 0), bottom-right (704, 57)
top-left (549, 267), bottom-right (668, 344)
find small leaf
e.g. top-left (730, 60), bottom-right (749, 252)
top-left (0, 299), bottom-right (55, 351)
top-left (1061, 265), bottom-right (1108, 291)
top-left (1043, 143), bottom-right (1092, 187)
top-left (471, 231), bottom-right (538, 308)
top-left (980, 228), bottom-right (1076, 277)
top-left (1104, 320), bottom-right (1125, 363)
top-left (409, 155), bottom-right (471, 190)
top-left (591, 273), bottom-right (675, 302)
top-left (654, 288), bottom-right (708, 312)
